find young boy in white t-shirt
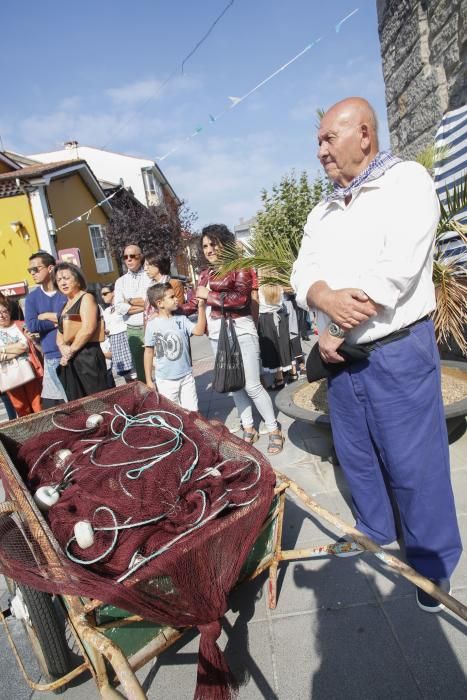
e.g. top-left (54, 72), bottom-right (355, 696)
top-left (143, 283), bottom-right (206, 411)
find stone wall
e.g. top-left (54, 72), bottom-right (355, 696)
top-left (377, 0), bottom-right (466, 158)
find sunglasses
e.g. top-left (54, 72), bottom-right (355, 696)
top-left (123, 254), bottom-right (140, 260)
top-left (27, 265), bottom-right (46, 274)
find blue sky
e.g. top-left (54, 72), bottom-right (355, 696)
top-left (1, 0), bottom-right (389, 228)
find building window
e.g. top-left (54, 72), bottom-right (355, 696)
top-left (88, 225), bottom-right (113, 274)
top-left (142, 169), bottom-right (163, 206)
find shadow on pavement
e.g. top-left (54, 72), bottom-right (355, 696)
top-left (293, 554), bottom-right (467, 699)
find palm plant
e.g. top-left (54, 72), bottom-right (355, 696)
top-left (431, 179), bottom-right (467, 354)
top-left (217, 165), bottom-right (467, 356)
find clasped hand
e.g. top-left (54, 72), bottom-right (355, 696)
top-left (318, 333), bottom-right (345, 364)
top-left (321, 288), bottom-right (378, 329)
top-left (60, 345), bottom-right (73, 365)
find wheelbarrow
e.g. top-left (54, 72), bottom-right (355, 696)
top-left (0, 385), bottom-right (466, 698)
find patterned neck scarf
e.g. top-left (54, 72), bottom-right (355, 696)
top-left (325, 151), bottom-right (402, 203)
top-left (128, 267), bottom-right (143, 278)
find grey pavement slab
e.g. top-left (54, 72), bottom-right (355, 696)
top-left (381, 596), bottom-right (467, 699)
top-left (271, 606), bottom-right (424, 700)
top-left (451, 469), bottom-right (467, 515)
top-left (0, 610), bottom-right (43, 700)
top-left (0, 335), bottom-right (466, 699)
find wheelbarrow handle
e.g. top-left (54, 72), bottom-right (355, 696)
top-left (0, 501), bottom-right (17, 515)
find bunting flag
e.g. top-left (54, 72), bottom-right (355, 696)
top-left (54, 186), bottom-right (123, 233)
top-left (335, 8), bottom-right (359, 33)
top-left (157, 8), bottom-right (359, 162)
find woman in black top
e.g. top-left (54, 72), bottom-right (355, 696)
top-left (54, 263), bottom-right (108, 401)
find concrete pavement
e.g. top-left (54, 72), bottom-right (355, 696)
top-left (1, 334), bottom-right (466, 699)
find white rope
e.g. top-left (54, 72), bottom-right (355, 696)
top-left (48, 403), bottom-right (261, 572)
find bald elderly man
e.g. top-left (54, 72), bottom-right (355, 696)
top-left (292, 97), bottom-right (462, 613)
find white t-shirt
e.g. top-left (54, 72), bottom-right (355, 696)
top-left (0, 324), bottom-right (28, 357)
top-left (258, 287), bottom-right (282, 314)
top-left (206, 308), bottom-right (257, 341)
top-left (103, 305), bottom-right (127, 336)
top-left (100, 338), bottom-right (112, 370)
top-left (144, 315), bottom-right (195, 380)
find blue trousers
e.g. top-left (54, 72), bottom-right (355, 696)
top-left (327, 318), bottom-right (462, 580)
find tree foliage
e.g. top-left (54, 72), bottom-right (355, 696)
top-left (178, 200), bottom-right (199, 239)
top-left (217, 170), bottom-right (330, 285)
top-left (106, 188), bottom-right (183, 265)
top-left (251, 170), bottom-right (327, 257)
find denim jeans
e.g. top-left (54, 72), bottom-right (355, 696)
top-left (210, 332), bottom-right (277, 433)
top-left (43, 357), bottom-right (68, 402)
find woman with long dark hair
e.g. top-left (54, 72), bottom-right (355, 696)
top-left (183, 224), bottom-right (284, 455)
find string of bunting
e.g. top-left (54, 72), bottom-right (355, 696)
top-left (51, 8), bottom-right (359, 233)
top-left (157, 8), bottom-right (359, 162)
top-left (101, 0), bottom-right (235, 150)
top-left (54, 185), bottom-right (124, 233)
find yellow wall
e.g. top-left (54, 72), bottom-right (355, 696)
top-left (47, 173), bottom-right (119, 286)
top-left (0, 194), bottom-right (41, 286)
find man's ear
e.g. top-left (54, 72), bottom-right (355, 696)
top-left (360, 123), bottom-right (371, 152)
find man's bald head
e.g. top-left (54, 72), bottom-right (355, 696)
top-left (323, 97), bottom-right (379, 140)
top-left (317, 97), bottom-right (380, 187)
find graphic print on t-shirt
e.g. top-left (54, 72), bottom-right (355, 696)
top-left (144, 315), bottom-right (195, 381)
top-left (154, 331), bottom-right (183, 361)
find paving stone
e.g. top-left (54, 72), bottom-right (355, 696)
top-left (280, 494), bottom-right (338, 549)
top-left (1, 617), bottom-right (43, 699)
top-left (269, 554), bottom-right (377, 617)
top-left (271, 605), bottom-right (421, 700)
top-left (357, 546), bottom-right (414, 601)
top-left (134, 617), bottom-right (277, 700)
top-left (381, 596), bottom-right (467, 699)
top-left (207, 405), bottom-right (238, 423)
top-left (450, 469), bottom-right (467, 516)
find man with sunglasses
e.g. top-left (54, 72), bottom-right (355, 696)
top-left (24, 251), bottom-right (67, 408)
top-left (114, 243), bottom-right (152, 381)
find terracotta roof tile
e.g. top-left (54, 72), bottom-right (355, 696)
top-left (0, 159), bottom-right (87, 182)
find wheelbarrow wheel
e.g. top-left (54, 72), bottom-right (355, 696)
top-left (7, 580), bottom-right (72, 693)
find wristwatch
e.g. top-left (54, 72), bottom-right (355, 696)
top-left (328, 322), bottom-right (345, 339)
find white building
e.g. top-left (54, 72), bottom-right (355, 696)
top-left (234, 217), bottom-right (256, 246)
top-left (28, 142), bottom-right (180, 209)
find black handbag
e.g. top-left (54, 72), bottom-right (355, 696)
top-left (212, 295), bottom-right (246, 393)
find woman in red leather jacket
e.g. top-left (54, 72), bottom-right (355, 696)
top-left (184, 224), bottom-right (284, 455)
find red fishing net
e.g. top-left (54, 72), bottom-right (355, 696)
top-left (0, 383), bottom-right (276, 699)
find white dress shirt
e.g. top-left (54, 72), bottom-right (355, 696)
top-left (291, 161), bottom-right (440, 344)
top-left (114, 268), bottom-right (153, 327)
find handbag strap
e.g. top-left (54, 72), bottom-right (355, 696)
top-left (220, 292), bottom-right (226, 316)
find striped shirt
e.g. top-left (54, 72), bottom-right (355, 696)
top-left (434, 104), bottom-right (467, 266)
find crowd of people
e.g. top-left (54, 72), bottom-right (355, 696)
top-left (0, 94), bottom-right (462, 615)
top-left (0, 239), bottom-right (304, 456)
